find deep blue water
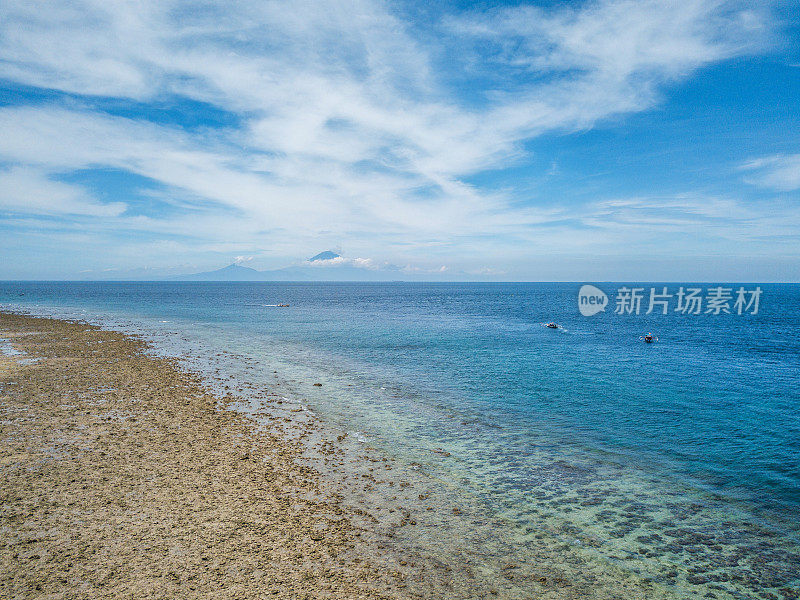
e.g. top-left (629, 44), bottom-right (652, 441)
top-left (2, 281), bottom-right (799, 596)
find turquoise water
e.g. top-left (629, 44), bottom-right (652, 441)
top-left (2, 281), bottom-right (799, 598)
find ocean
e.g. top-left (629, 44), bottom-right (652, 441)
top-left (2, 281), bottom-right (798, 598)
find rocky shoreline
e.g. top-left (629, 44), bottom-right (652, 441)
top-left (1, 311), bottom-right (678, 600)
top-left (0, 313), bottom-right (405, 599)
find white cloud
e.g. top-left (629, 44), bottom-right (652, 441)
top-left (0, 166), bottom-right (126, 217)
top-left (575, 194), bottom-right (800, 253)
top-left (449, 1), bottom-right (764, 76)
top-left (307, 256), bottom-right (379, 270)
top-left (740, 154), bottom-right (800, 191)
top-left (0, 104), bottom-right (567, 245)
top-left (400, 264), bottom-right (449, 274)
top-left (446, 0), bottom-right (767, 133)
top-left (0, 0), bottom-right (782, 275)
top-left (351, 257), bottom-right (377, 269)
top-left (0, 0), bottom-right (767, 181)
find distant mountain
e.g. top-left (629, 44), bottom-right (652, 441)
top-left (308, 251), bottom-right (340, 262)
top-left (173, 251), bottom-right (354, 281)
top-left (171, 251), bottom-right (443, 282)
top-left (174, 263), bottom-right (265, 281)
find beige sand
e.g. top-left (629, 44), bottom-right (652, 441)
top-left (0, 313), bottom-right (401, 599)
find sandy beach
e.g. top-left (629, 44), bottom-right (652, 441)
top-left (0, 313), bottom-right (412, 599)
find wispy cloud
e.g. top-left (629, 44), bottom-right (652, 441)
top-left (0, 0), bottom-right (787, 277)
top-left (740, 154), bottom-right (800, 191)
top-left (445, 0), bottom-right (768, 130)
top-left (0, 166), bottom-right (126, 217)
top-left (575, 193), bottom-right (800, 255)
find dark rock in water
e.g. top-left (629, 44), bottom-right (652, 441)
top-left (663, 528), bottom-right (681, 538)
top-left (636, 534), bottom-right (663, 544)
top-left (660, 519), bottom-right (677, 529)
top-left (596, 510), bottom-right (616, 523)
top-left (609, 530), bottom-right (626, 538)
top-left (553, 460), bottom-right (592, 475)
top-left (557, 523), bottom-right (580, 535)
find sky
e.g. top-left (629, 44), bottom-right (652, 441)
top-left (0, 0), bottom-right (799, 281)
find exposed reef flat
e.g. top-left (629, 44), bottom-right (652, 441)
top-left (0, 312), bottom-right (689, 600)
top-left (0, 313), bottom-right (402, 599)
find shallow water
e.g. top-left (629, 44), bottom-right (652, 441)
top-left (2, 281), bottom-right (799, 598)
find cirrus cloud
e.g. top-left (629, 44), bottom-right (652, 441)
top-left (740, 154), bottom-right (800, 192)
top-left (0, 0), bottom-right (790, 278)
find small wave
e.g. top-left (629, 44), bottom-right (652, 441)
top-left (243, 303), bottom-right (283, 307)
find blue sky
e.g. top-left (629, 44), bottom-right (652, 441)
top-left (0, 0), bottom-right (799, 281)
